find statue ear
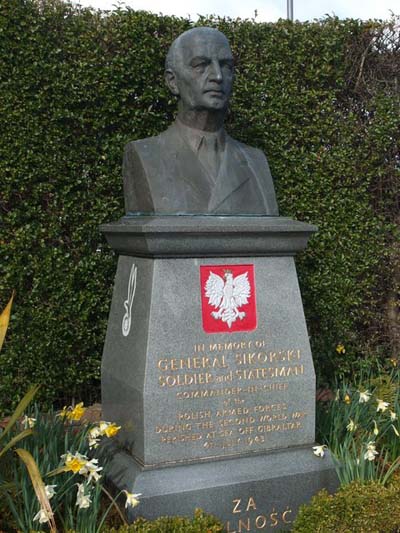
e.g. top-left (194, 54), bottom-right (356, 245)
top-left (165, 69), bottom-right (179, 96)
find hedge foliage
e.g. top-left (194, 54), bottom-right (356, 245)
top-left (0, 0), bottom-right (399, 411)
top-left (292, 477), bottom-right (400, 532)
top-left (14, 510), bottom-right (223, 533)
top-left (104, 509), bottom-right (223, 532)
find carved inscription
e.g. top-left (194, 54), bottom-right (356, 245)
top-left (227, 496), bottom-right (293, 531)
top-left (153, 338), bottom-right (310, 453)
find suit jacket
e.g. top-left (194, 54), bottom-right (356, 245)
top-left (123, 122), bottom-right (278, 215)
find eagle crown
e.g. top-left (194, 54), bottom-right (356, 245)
top-left (223, 270), bottom-right (233, 281)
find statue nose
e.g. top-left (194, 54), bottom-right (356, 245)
top-left (209, 60), bottom-right (223, 82)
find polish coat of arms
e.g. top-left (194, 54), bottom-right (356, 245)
top-left (200, 264), bottom-right (257, 333)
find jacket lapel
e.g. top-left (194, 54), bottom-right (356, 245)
top-left (208, 136), bottom-right (253, 212)
top-left (165, 124), bottom-right (212, 207)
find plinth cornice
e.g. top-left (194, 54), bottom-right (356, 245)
top-left (100, 215), bottom-right (317, 258)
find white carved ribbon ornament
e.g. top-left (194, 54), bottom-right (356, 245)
top-left (122, 263), bottom-right (138, 337)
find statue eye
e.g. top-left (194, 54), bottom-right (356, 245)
top-left (193, 62), bottom-right (207, 70)
top-left (191, 58), bottom-right (209, 71)
top-left (221, 61), bottom-right (233, 72)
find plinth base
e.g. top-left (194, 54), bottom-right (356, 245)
top-left (107, 445), bottom-right (338, 531)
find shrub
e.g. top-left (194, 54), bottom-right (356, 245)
top-left (29, 510), bottom-right (224, 533)
top-left (292, 476), bottom-right (400, 532)
top-left (103, 509), bottom-right (224, 532)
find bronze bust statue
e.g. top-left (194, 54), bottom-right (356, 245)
top-left (123, 27), bottom-right (278, 215)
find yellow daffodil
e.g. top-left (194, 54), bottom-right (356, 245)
top-left (22, 415), bottom-right (36, 429)
top-left (58, 406), bottom-right (69, 418)
top-left (312, 445), bottom-right (327, 457)
top-left (373, 420), bottom-right (379, 436)
top-left (377, 399), bottom-right (390, 412)
top-left (97, 420), bottom-right (122, 438)
top-left (98, 421), bottom-right (110, 433)
top-left (392, 425), bottom-right (400, 437)
top-left (390, 411), bottom-right (398, 421)
top-left (346, 419), bottom-right (356, 432)
top-left (344, 393), bottom-right (351, 404)
top-left (62, 452), bottom-right (88, 473)
top-left (124, 490), bottom-right (142, 508)
top-left (68, 402), bottom-right (86, 421)
top-left (103, 422), bottom-right (121, 438)
top-left (88, 421), bottom-right (121, 448)
top-left (58, 402), bottom-right (86, 421)
top-left (68, 457), bottom-right (87, 473)
top-left (62, 452), bottom-right (102, 482)
top-left (336, 344), bottom-right (346, 354)
top-left (390, 358), bottom-right (398, 367)
top-left (358, 390), bottom-right (371, 403)
top-left (364, 441), bottom-right (378, 462)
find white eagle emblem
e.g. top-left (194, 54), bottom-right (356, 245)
top-left (205, 270), bottom-right (251, 328)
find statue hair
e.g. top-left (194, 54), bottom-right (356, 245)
top-left (165, 27), bottom-right (230, 72)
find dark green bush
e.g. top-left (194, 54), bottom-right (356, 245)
top-left (28, 510), bottom-right (223, 533)
top-left (292, 477), bottom-right (400, 532)
top-left (104, 509), bottom-right (224, 532)
top-left (31, 510), bottom-right (223, 532)
top-left (0, 0), bottom-right (398, 411)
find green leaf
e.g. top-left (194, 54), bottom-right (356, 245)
top-left (0, 291), bottom-right (14, 352)
top-left (0, 385), bottom-right (40, 443)
top-left (15, 448), bottom-right (57, 533)
top-left (0, 428), bottom-right (32, 459)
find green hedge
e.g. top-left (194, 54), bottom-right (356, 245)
top-left (17, 510), bottom-right (224, 533)
top-left (292, 477), bottom-right (400, 532)
top-left (104, 509), bottom-right (224, 532)
top-left (0, 0), bottom-right (398, 410)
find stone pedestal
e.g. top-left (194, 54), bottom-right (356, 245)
top-left (100, 216), bottom-right (338, 530)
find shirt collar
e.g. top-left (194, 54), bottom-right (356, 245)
top-left (175, 119), bottom-right (226, 153)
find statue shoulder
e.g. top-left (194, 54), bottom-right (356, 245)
top-left (123, 133), bottom-right (169, 214)
top-left (227, 134), bottom-right (278, 215)
top-left (124, 133), bottom-right (163, 157)
top-left (228, 135), bottom-right (269, 163)
top-left (124, 128), bottom-right (177, 170)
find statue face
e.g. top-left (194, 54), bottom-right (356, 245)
top-left (169, 30), bottom-right (234, 112)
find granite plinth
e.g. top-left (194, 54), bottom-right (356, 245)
top-left (102, 254), bottom-right (316, 466)
top-left (100, 215), bottom-right (338, 529)
top-left (100, 215), bottom-right (317, 258)
top-left (106, 445), bottom-right (338, 531)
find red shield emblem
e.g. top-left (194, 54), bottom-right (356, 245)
top-left (200, 264), bottom-right (257, 334)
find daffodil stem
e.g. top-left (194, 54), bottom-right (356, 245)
top-left (100, 486), bottom-right (128, 526)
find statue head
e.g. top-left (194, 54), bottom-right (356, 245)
top-left (165, 27), bottom-right (234, 115)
